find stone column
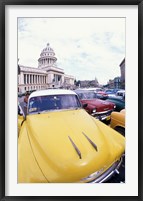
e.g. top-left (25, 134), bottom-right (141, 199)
top-left (20, 72), bottom-right (24, 85)
top-left (29, 74), bottom-right (30, 84)
top-left (61, 75), bottom-right (64, 85)
top-left (41, 76), bottom-right (42, 84)
top-left (31, 74), bottom-right (33, 84)
top-left (46, 75), bottom-right (48, 84)
top-left (26, 74), bottom-right (28, 84)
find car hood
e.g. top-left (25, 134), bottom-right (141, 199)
top-left (26, 109), bottom-right (125, 182)
top-left (81, 99), bottom-right (114, 111)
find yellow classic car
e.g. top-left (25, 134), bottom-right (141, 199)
top-left (110, 109), bottom-right (125, 136)
top-left (18, 89), bottom-right (125, 183)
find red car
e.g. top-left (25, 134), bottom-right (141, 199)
top-left (75, 89), bottom-right (116, 121)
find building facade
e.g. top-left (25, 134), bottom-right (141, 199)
top-left (18, 43), bottom-right (75, 93)
top-left (119, 58), bottom-right (125, 89)
top-left (106, 58), bottom-right (125, 89)
top-left (107, 77), bottom-right (121, 89)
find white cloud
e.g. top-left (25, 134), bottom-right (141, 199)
top-left (18, 17), bottom-right (125, 84)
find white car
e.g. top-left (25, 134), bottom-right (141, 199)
top-left (116, 90), bottom-right (125, 98)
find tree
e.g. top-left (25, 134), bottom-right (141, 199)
top-left (76, 80), bottom-right (81, 87)
top-left (18, 65), bottom-right (20, 75)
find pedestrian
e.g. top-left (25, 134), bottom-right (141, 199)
top-left (24, 91), bottom-right (30, 115)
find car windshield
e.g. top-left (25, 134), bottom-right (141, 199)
top-left (28, 94), bottom-right (81, 114)
top-left (77, 91), bottom-right (97, 100)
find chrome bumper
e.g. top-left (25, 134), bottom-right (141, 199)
top-left (92, 110), bottom-right (113, 121)
top-left (88, 156), bottom-right (124, 183)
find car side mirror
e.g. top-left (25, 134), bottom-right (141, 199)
top-left (82, 103), bottom-right (88, 108)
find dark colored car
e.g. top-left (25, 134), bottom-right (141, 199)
top-left (105, 96), bottom-right (125, 112)
top-left (105, 89), bottom-right (120, 95)
top-left (96, 91), bottom-right (108, 100)
top-left (74, 89), bottom-right (116, 121)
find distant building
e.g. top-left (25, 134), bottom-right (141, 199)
top-left (107, 58), bottom-right (125, 89)
top-left (18, 43), bottom-right (75, 93)
top-left (114, 77), bottom-right (121, 88)
top-left (107, 79), bottom-right (114, 88)
top-left (107, 77), bottom-right (121, 89)
top-left (76, 78), bottom-right (99, 88)
top-left (119, 58), bottom-right (125, 89)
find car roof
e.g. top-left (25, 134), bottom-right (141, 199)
top-left (75, 88), bottom-right (101, 90)
top-left (105, 89), bottom-right (114, 91)
top-left (107, 96), bottom-right (123, 100)
top-left (74, 89), bottom-right (95, 93)
top-left (29, 89), bottom-right (76, 98)
top-left (116, 90), bottom-right (125, 93)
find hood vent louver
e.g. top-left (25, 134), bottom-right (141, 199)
top-left (68, 136), bottom-right (82, 159)
top-left (82, 132), bottom-right (98, 152)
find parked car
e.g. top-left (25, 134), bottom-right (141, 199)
top-left (110, 109), bottom-right (125, 136)
top-left (96, 91), bottom-right (108, 100)
top-left (105, 89), bottom-right (116, 94)
top-left (79, 88), bottom-right (108, 100)
top-left (18, 89), bottom-right (125, 183)
top-left (105, 96), bottom-right (125, 112)
top-left (116, 90), bottom-right (125, 98)
top-left (105, 89), bottom-right (121, 96)
top-left (81, 88), bottom-right (108, 100)
top-left (83, 87), bottom-right (103, 92)
top-left (74, 89), bottom-right (116, 122)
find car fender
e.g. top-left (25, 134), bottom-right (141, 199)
top-left (110, 111), bottom-right (125, 130)
top-left (18, 122), bottom-right (48, 183)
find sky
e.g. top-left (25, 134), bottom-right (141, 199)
top-left (18, 17), bottom-right (125, 85)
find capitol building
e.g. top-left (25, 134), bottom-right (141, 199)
top-left (18, 43), bottom-right (75, 93)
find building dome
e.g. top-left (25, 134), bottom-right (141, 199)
top-left (40, 43), bottom-right (55, 57)
top-left (38, 43), bottom-right (57, 68)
